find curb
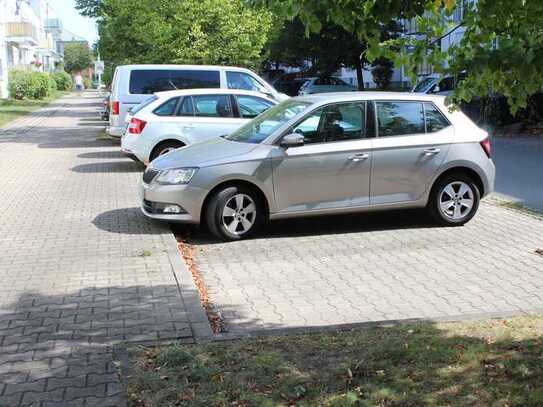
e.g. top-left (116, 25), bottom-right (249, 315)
top-left (164, 226), bottom-right (214, 342)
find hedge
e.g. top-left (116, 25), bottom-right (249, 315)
top-left (52, 71), bottom-right (73, 91)
top-left (8, 70), bottom-right (57, 100)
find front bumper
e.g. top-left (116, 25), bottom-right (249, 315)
top-left (139, 181), bottom-right (207, 224)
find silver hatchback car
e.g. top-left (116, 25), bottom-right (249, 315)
top-left (141, 92), bottom-right (495, 241)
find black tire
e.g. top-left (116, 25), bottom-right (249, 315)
top-left (205, 185), bottom-right (264, 241)
top-left (150, 140), bottom-right (184, 162)
top-left (428, 173), bottom-right (481, 226)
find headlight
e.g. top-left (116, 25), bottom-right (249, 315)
top-left (154, 168), bottom-right (198, 185)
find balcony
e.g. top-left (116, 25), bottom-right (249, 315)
top-left (5, 22), bottom-right (38, 46)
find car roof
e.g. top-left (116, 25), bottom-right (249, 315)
top-left (153, 88), bottom-right (278, 101)
top-left (295, 91), bottom-right (447, 104)
top-left (116, 64), bottom-right (254, 72)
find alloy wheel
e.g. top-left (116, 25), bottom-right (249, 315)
top-left (439, 181), bottom-right (475, 220)
top-left (221, 193), bottom-right (256, 235)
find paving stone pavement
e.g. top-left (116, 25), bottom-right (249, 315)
top-left (186, 200), bottom-right (543, 336)
top-left (0, 92), bottom-right (210, 407)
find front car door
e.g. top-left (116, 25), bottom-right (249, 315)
top-left (271, 101), bottom-right (373, 213)
top-left (370, 100), bottom-right (454, 204)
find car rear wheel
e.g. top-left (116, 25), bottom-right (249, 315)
top-left (206, 185), bottom-right (263, 241)
top-left (428, 174), bottom-right (480, 226)
top-left (150, 140), bottom-right (184, 162)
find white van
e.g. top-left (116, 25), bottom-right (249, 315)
top-left (107, 65), bottom-right (288, 137)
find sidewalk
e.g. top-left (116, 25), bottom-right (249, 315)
top-left (0, 92), bottom-right (210, 406)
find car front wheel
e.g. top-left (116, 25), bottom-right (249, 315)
top-left (429, 174), bottom-right (480, 226)
top-left (205, 185), bottom-right (263, 241)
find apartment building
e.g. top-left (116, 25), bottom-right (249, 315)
top-left (0, 0), bottom-right (65, 98)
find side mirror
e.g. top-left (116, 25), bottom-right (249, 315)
top-left (432, 85), bottom-right (440, 93)
top-left (280, 133), bottom-right (304, 148)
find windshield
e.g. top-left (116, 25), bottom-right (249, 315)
top-left (413, 77), bottom-right (438, 93)
top-left (131, 95), bottom-right (158, 115)
top-left (226, 100), bottom-right (311, 144)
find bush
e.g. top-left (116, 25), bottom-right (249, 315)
top-left (8, 70), bottom-right (56, 100)
top-left (83, 77), bottom-right (92, 89)
top-left (52, 71), bottom-right (73, 91)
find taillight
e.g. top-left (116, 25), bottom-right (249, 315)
top-left (128, 118), bottom-right (147, 134)
top-left (111, 100), bottom-right (120, 115)
top-left (480, 137), bottom-right (491, 158)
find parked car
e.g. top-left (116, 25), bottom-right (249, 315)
top-left (273, 77), bottom-right (311, 97)
top-left (121, 89), bottom-right (277, 164)
top-left (108, 64), bottom-right (288, 138)
top-left (412, 73), bottom-right (466, 96)
top-left (298, 77), bottom-right (357, 95)
top-left (141, 92), bottom-right (495, 241)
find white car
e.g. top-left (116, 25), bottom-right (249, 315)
top-left (121, 89), bottom-right (277, 164)
top-left (108, 64), bottom-right (288, 138)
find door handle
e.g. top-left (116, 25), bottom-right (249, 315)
top-left (347, 153), bottom-right (370, 162)
top-left (423, 148), bottom-right (441, 155)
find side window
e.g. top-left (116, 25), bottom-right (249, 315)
top-left (193, 95), bottom-right (233, 118)
top-left (226, 71), bottom-right (267, 93)
top-left (292, 108), bottom-right (323, 144)
top-left (177, 97), bottom-right (194, 116)
top-left (153, 97), bottom-right (179, 116)
top-left (438, 77), bottom-right (455, 92)
top-left (424, 103), bottom-right (450, 132)
top-left (235, 95), bottom-right (274, 118)
top-left (376, 101), bottom-right (425, 137)
top-left (292, 102), bottom-right (366, 144)
top-left (129, 70), bottom-right (220, 94)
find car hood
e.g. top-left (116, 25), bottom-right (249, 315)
top-left (150, 137), bottom-right (260, 170)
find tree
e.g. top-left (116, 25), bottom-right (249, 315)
top-left (378, 0), bottom-right (543, 113)
top-left (63, 43), bottom-right (93, 73)
top-left (74, 0), bottom-right (103, 17)
top-left (264, 18), bottom-right (399, 90)
top-left (371, 57), bottom-right (394, 90)
top-left (92, 0), bottom-right (271, 70)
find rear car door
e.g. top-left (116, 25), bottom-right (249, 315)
top-left (370, 101), bottom-right (454, 204)
top-left (179, 94), bottom-right (246, 141)
top-left (271, 102), bottom-right (373, 213)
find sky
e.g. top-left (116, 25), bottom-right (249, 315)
top-left (49, 0), bottom-right (99, 45)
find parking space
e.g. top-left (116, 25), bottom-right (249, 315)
top-left (186, 203), bottom-right (543, 336)
top-left (0, 92), bottom-right (209, 407)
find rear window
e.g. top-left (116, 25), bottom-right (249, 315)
top-left (153, 97), bottom-right (179, 116)
top-left (129, 70), bottom-right (220, 94)
top-left (130, 95), bottom-right (157, 115)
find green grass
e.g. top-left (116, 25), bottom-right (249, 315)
top-left (0, 91), bottom-right (68, 127)
top-left (494, 199), bottom-right (543, 218)
top-left (129, 315), bottom-right (543, 406)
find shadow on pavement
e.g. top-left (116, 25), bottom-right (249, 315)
top-left (78, 150), bottom-right (125, 159)
top-left (183, 208), bottom-right (438, 245)
top-left (71, 161), bottom-right (144, 173)
top-left (92, 207), bottom-right (167, 235)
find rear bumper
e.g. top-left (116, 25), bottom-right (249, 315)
top-left (121, 148), bottom-right (141, 163)
top-left (107, 125), bottom-right (124, 138)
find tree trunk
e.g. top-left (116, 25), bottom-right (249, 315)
top-left (355, 58), bottom-right (364, 90)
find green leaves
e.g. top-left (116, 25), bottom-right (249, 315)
top-left (96, 0), bottom-right (272, 70)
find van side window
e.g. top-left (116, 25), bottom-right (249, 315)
top-left (226, 72), bottom-right (267, 94)
top-left (193, 95), bottom-right (233, 118)
top-left (153, 97), bottom-right (179, 116)
top-left (424, 103), bottom-right (450, 132)
top-left (129, 70), bottom-right (220, 94)
top-left (375, 101), bottom-right (425, 137)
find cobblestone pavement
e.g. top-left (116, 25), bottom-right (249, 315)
top-left (0, 92), bottom-right (209, 407)
top-left (186, 202), bottom-right (543, 336)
